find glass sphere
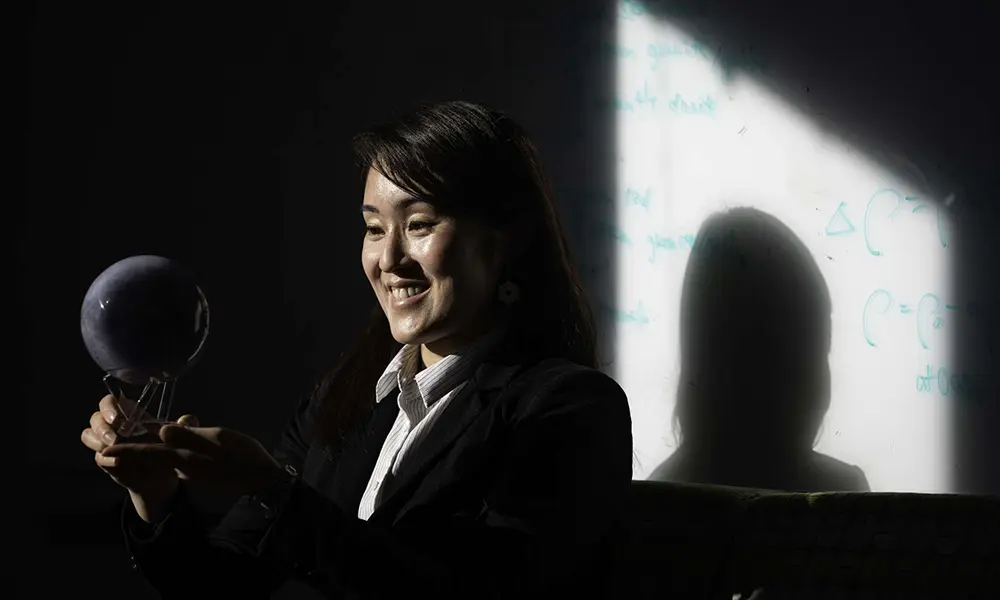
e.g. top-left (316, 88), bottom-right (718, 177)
top-left (81, 255), bottom-right (209, 385)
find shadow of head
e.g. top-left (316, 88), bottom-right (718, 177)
top-left (675, 207), bottom-right (832, 454)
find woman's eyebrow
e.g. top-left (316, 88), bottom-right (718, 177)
top-left (361, 198), bottom-right (430, 214)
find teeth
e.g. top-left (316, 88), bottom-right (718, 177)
top-left (391, 286), bottom-right (427, 300)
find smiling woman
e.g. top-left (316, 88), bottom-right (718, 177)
top-left (359, 169), bottom-right (504, 360)
top-left (81, 100), bottom-right (634, 600)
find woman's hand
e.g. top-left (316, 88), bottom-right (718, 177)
top-left (100, 419), bottom-right (292, 498)
top-left (81, 394), bottom-right (192, 522)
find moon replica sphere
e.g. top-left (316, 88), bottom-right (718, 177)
top-left (81, 255), bottom-right (209, 432)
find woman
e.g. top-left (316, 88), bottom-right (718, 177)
top-left (80, 101), bottom-right (633, 599)
top-left (649, 207), bottom-right (868, 492)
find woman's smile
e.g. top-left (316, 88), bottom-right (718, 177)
top-left (387, 282), bottom-right (431, 308)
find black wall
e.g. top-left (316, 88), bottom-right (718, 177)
top-left (24, 0), bottom-right (997, 597)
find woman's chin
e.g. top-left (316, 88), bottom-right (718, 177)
top-left (390, 330), bottom-right (416, 345)
top-left (389, 325), bottom-right (428, 346)
top-left (390, 324), bottom-right (452, 349)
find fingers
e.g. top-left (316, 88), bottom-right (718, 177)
top-left (84, 399), bottom-right (122, 460)
top-left (159, 425), bottom-right (221, 457)
top-left (101, 443), bottom-right (211, 478)
top-left (98, 394), bottom-right (117, 418)
top-left (98, 394), bottom-right (124, 423)
top-left (87, 395), bottom-right (174, 472)
top-left (101, 442), bottom-right (190, 465)
top-left (98, 393), bottom-right (152, 426)
top-left (86, 397), bottom-right (212, 482)
top-left (81, 428), bottom-right (106, 453)
top-left (100, 392), bottom-right (142, 413)
top-left (89, 409), bottom-right (117, 447)
top-left (94, 450), bottom-right (119, 469)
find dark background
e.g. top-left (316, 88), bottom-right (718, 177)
top-left (24, 0), bottom-right (997, 597)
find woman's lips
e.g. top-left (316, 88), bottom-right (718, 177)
top-left (388, 285), bottom-right (430, 308)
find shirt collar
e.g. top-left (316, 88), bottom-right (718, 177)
top-left (374, 327), bottom-right (504, 407)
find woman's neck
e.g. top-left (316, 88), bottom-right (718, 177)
top-left (419, 343), bottom-right (443, 369)
top-left (420, 316), bottom-right (503, 369)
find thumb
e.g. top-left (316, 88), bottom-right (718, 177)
top-left (159, 423), bottom-right (221, 457)
top-left (176, 414), bottom-right (199, 428)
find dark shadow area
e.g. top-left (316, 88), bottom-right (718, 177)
top-left (634, 0), bottom-right (999, 495)
top-left (649, 207), bottom-right (870, 492)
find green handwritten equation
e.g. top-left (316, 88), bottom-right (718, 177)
top-left (574, 211), bottom-right (740, 264)
top-left (625, 187), bottom-right (652, 210)
top-left (611, 35), bottom-right (769, 78)
top-left (668, 93), bottom-right (716, 116)
top-left (616, 80), bottom-right (658, 113)
top-left (616, 85), bottom-right (717, 117)
top-left (825, 188), bottom-right (949, 255)
top-left (863, 290), bottom-right (946, 350)
top-left (648, 233), bottom-right (696, 261)
top-left (648, 40), bottom-right (711, 68)
top-left (915, 365), bottom-right (996, 399)
top-left (863, 290), bottom-right (994, 350)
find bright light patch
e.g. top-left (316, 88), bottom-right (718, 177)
top-left (615, 2), bottom-right (952, 492)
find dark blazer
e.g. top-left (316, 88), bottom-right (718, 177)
top-left (121, 355), bottom-right (634, 599)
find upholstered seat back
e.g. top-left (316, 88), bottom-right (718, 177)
top-left (609, 481), bottom-right (758, 599)
top-left (729, 492), bottom-right (998, 599)
top-left (609, 481), bottom-right (998, 599)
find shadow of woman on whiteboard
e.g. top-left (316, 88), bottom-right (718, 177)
top-left (649, 207), bottom-right (870, 492)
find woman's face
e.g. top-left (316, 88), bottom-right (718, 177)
top-left (361, 168), bottom-right (506, 352)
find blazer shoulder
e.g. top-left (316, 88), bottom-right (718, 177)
top-left (500, 358), bottom-right (627, 418)
top-left (512, 357), bottom-right (619, 389)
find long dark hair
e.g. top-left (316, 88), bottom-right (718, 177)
top-left (309, 101), bottom-right (597, 450)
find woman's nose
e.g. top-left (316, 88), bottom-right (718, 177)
top-left (379, 229), bottom-right (408, 272)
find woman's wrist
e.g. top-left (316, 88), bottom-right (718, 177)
top-left (248, 464), bottom-right (300, 517)
top-left (248, 461), bottom-right (298, 495)
top-left (129, 478), bottom-right (181, 525)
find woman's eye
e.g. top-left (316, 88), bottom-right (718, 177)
top-left (365, 225), bottom-right (383, 236)
top-left (408, 221), bottom-right (434, 231)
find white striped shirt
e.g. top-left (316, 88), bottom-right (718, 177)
top-left (357, 332), bottom-right (500, 520)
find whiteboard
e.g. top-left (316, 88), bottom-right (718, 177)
top-left (609, 2), bottom-right (964, 493)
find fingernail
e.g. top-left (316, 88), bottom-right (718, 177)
top-left (102, 430), bottom-right (116, 445)
top-left (103, 409), bottom-right (117, 423)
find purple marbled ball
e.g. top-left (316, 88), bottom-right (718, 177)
top-left (81, 255), bottom-right (209, 384)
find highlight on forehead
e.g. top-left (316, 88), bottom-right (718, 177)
top-left (373, 157), bottom-right (434, 195)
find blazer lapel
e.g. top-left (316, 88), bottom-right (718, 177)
top-left (324, 391), bottom-right (401, 514)
top-left (371, 360), bottom-right (523, 521)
